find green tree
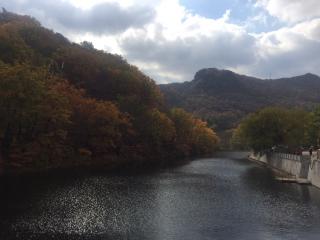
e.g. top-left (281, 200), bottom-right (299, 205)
top-left (307, 106), bottom-right (320, 146)
top-left (232, 107), bottom-right (310, 151)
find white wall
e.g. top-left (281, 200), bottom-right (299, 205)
top-left (250, 152), bottom-right (303, 178)
top-left (281, 158), bottom-right (301, 177)
top-left (249, 152), bottom-right (267, 164)
top-left (308, 160), bottom-right (320, 188)
top-left (250, 151), bottom-right (320, 188)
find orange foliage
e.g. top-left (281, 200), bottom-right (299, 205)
top-left (0, 11), bottom-right (219, 173)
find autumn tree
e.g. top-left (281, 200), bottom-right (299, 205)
top-left (0, 12), bottom-right (221, 174)
top-left (170, 108), bottom-right (219, 156)
top-left (192, 119), bottom-right (219, 154)
top-left (55, 82), bottom-right (132, 163)
top-left (0, 64), bottom-right (71, 168)
top-left (139, 108), bottom-right (176, 154)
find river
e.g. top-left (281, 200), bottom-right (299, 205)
top-left (1, 153), bottom-right (320, 240)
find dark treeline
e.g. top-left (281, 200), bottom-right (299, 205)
top-left (0, 11), bottom-right (219, 174)
top-left (232, 107), bottom-right (320, 152)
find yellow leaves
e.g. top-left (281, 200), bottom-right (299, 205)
top-left (0, 22), bottom-right (35, 64)
top-left (170, 108), bottom-right (219, 155)
top-left (0, 63), bottom-right (135, 167)
top-left (0, 65), bottom-right (68, 164)
top-left (56, 80), bottom-right (132, 156)
top-left (192, 117), bottom-right (219, 154)
top-left (145, 108), bottom-right (176, 144)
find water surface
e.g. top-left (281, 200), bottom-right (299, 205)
top-left (1, 154), bottom-right (320, 240)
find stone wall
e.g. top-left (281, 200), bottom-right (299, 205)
top-left (250, 151), bottom-right (320, 188)
top-left (250, 152), bottom-right (306, 177)
top-left (308, 159), bottom-right (320, 188)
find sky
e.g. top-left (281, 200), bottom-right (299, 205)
top-left (2, 0), bottom-right (320, 83)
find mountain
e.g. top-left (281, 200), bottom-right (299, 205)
top-left (160, 68), bottom-right (320, 131)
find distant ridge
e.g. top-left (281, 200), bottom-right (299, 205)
top-left (159, 68), bottom-right (320, 131)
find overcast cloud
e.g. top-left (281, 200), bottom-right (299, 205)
top-left (2, 0), bottom-right (320, 83)
top-left (2, 0), bottom-right (155, 34)
top-left (256, 0), bottom-right (320, 23)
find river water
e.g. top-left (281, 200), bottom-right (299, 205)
top-left (1, 154), bottom-right (320, 240)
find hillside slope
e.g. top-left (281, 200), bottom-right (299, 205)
top-left (0, 11), bottom-right (219, 173)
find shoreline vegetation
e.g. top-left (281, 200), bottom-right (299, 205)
top-left (232, 107), bottom-right (320, 154)
top-left (0, 11), bottom-right (219, 176)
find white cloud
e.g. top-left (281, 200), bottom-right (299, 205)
top-left (2, 0), bottom-right (320, 83)
top-left (256, 0), bottom-right (320, 23)
top-left (118, 1), bottom-right (257, 83)
top-left (242, 18), bottom-right (320, 78)
top-left (2, 0), bottom-right (155, 34)
top-left (119, 1), bottom-right (320, 82)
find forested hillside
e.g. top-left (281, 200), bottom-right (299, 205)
top-left (160, 68), bottom-right (320, 132)
top-left (0, 11), bottom-right (219, 174)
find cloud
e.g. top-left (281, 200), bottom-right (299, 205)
top-left (120, 29), bottom-right (257, 83)
top-left (242, 18), bottom-right (320, 78)
top-left (2, 0), bottom-right (155, 34)
top-left (119, 0), bottom-right (320, 82)
top-left (256, 0), bottom-right (320, 23)
top-left (119, 1), bottom-right (257, 83)
top-left (1, 0), bottom-right (320, 83)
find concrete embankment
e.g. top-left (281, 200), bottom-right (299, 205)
top-left (308, 159), bottom-right (320, 188)
top-left (249, 152), bottom-right (320, 188)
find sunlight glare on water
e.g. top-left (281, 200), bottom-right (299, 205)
top-left (1, 155), bottom-right (320, 240)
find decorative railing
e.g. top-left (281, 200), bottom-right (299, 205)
top-left (270, 152), bottom-right (302, 162)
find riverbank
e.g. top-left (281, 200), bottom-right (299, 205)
top-left (0, 148), bottom-right (225, 177)
top-left (249, 152), bottom-right (320, 189)
top-left (0, 154), bottom-right (195, 178)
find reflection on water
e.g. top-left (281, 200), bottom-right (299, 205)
top-left (1, 155), bottom-right (320, 240)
